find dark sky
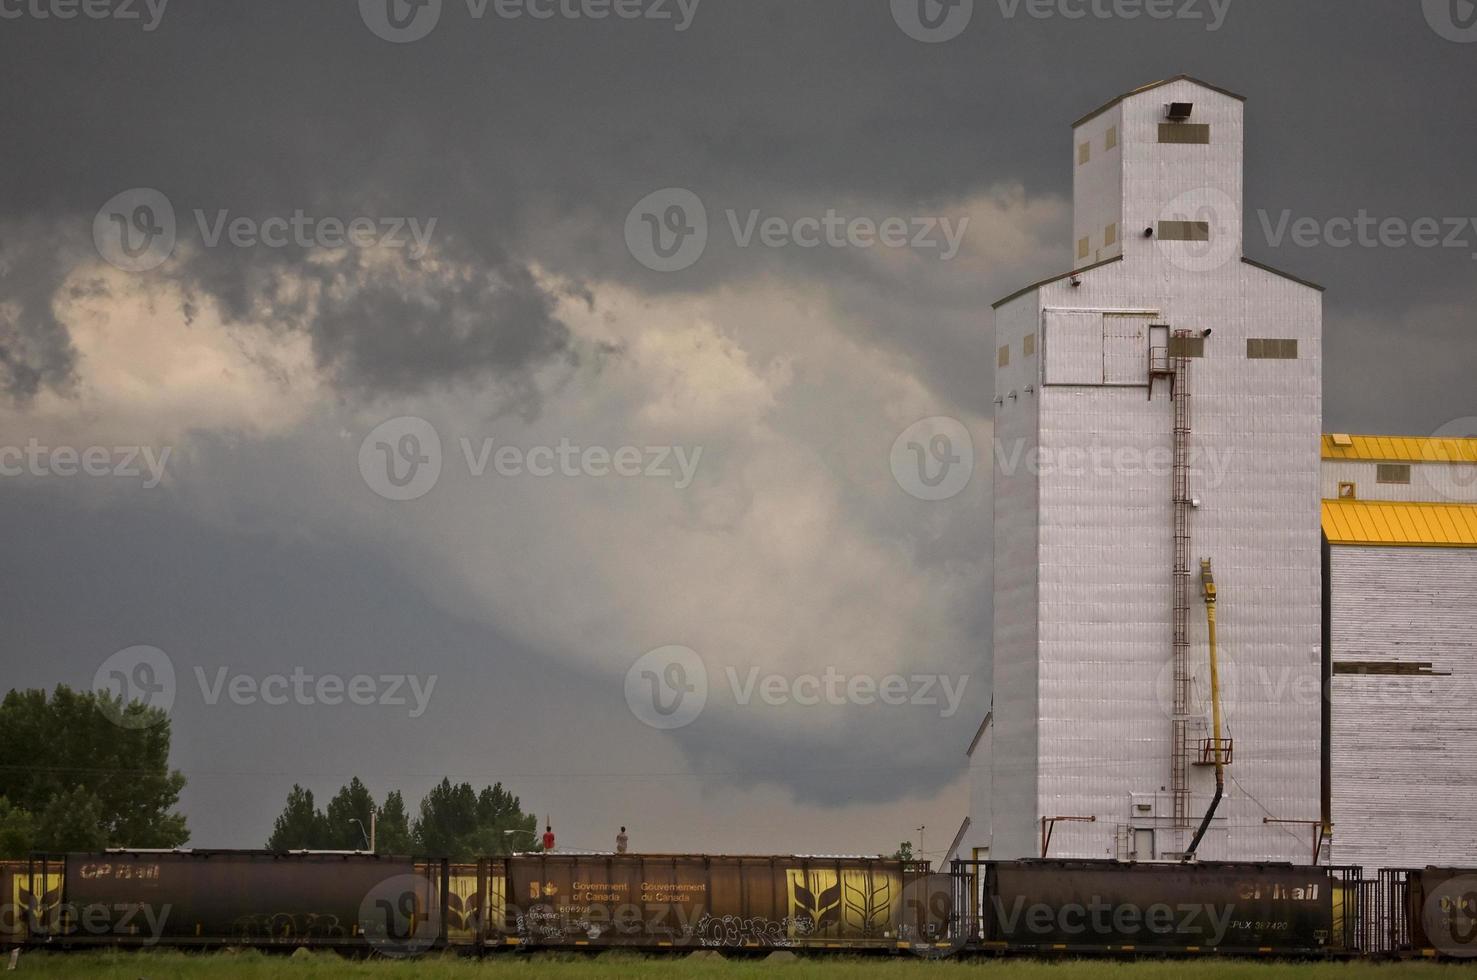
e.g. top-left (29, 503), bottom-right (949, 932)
top-left (1, 0), bottom-right (1473, 858)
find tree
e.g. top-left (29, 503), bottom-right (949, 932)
top-left (411, 779), bottom-right (538, 859)
top-left (0, 686), bottom-right (188, 851)
top-left (266, 785), bottom-right (328, 850)
top-left (375, 791), bottom-right (413, 855)
top-left (412, 779), bottom-right (479, 858)
top-left (324, 777), bottom-right (376, 850)
top-left (469, 783), bottom-right (537, 856)
top-left (263, 778), bottom-right (537, 859)
top-left (36, 787), bottom-right (109, 852)
top-left (0, 797), bottom-right (36, 858)
top-left (893, 841), bottom-right (914, 861)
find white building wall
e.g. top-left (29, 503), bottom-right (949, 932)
top-left (964, 719), bottom-right (993, 860)
top-left (980, 78), bottom-right (1323, 863)
top-left (988, 293), bottom-right (1043, 861)
top-left (1329, 546), bottom-right (1477, 869)
top-left (1322, 460), bottom-right (1477, 504)
top-left (1117, 80), bottom-right (1244, 275)
top-left (1072, 104), bottom-right (1123, 266)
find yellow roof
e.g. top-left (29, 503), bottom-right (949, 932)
top-left (1322, 499), bottom-right (1477, 548)
top-left (1322, 434), bottom-right (1477, 463)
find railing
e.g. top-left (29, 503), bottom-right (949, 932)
top-left (1194, 737), bottom-right (1234, 766)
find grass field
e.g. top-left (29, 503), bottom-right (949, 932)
top-left (6, 951), bottom-right (1476, 979)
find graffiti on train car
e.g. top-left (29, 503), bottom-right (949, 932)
top-left (693, 913), bottom-right (795, 947)
top-left (512, 900), bottom-right (706, 943)
top-left (229, 911), bottom-right (348, 941)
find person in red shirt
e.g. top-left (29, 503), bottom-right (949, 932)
top-left (541, 824), bottom-right (555, 852)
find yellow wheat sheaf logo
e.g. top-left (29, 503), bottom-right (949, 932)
top-left (444, 873), bottom-right (480, 936)
top-left (487, 874), bottom-right (506, 923)
top-left (842, 870), bottom-right (896, 935)
top-left (13, 874), bottom-right (62, 935)
top-left (786, 870), bottom-right (841, 936)
top-left (787, 869), bottom-right (897, 938)
top-left (529, 881), bottom-right (558, 899)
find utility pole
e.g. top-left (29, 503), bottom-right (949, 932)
top-left (916, 825), bottom-right (925, 861)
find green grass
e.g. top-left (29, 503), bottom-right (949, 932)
top-left (6, 950), bottom-right (1477, 979)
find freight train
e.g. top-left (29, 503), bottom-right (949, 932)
top-left (2, 850), bottom-right (1473, 959)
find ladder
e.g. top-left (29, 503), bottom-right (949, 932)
top-left (1170, 331), bottom-right (1194, 829)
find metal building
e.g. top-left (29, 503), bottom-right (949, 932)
top-left (1321, 435), bottom-right (1477, 869)
top-left (961, 77), bottom-right (1325, 864)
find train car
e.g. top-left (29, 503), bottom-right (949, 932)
top-left (960, 859), bottom-right (1362, 957)
top-left (1, 861), bottom-right (38, 949)
top-left (480, 854), bottom-right (948, 953)
top-left (1386, 867), bottom-right (1477, 959)
top-left (20, 850), bottom-right (446, 951)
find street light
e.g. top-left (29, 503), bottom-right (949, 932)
top-left (351, 813), bottom-right (376, 853)
top-left (502, 828), bottom-right (536, 853)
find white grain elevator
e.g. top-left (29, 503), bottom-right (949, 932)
top-left (964, 76), bottom-right (1325, 864)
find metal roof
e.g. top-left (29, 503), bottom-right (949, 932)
top-left (992, 254), bottom-right (1123, 310)
top-left (1071, 74), bottom-right (1247, 129)
top-left (1241, 256), bottom-right (1325, 292)
top-left (1322, 499), bottom-right (1477, 548)
top-left (1322, 434), bottom-right (1477, 463)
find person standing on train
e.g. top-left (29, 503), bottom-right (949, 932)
top-left (616, 827), bottom-right (628, 854)
top-left (542, 824), bottom-right (555, 852)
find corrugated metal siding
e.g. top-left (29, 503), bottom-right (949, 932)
top-left (985, 79), bottom-right (1322, 863)
top-left (1103, 316), bottom-right (1149, 386)
top-left (1329, 546), bottom-right (1477, 869)
top-left (1026, 251), bottom-right (1322, 864)
top-left (1043, 310), bottom-right (1104, 385)
top-left (988, 292), bottom-right (1042, 860)
top-left (1073, 103), bottom-right (1123, 267)
top-left (1322, 460), bottom-right (1477, 504)
top-left (1322, 499), bottom-right (1477, 547)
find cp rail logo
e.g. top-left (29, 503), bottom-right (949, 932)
top-left (1423, 874), bottom-right (1477, 958)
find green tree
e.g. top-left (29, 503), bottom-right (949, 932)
top-left (469, 783), bottom-right (537, 855)
top-left (0, 797), bottom-right (36, 858)
top-left (893, 841), bottom-right (914, 861)
top-left (375, 790), bottom-right (413, 855)
top-left (0, 686), bottom-right (188, 850)
top-left (411, 779), bottom-right (537, 859)
top-left (36, 787), bottom-right (109, 852)
top-left (412, 778), bottom-right (479, 858)
top-left (324, 777), bottom-right (376, 850)
top-left (266, 784), bottom-right (328, 850)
